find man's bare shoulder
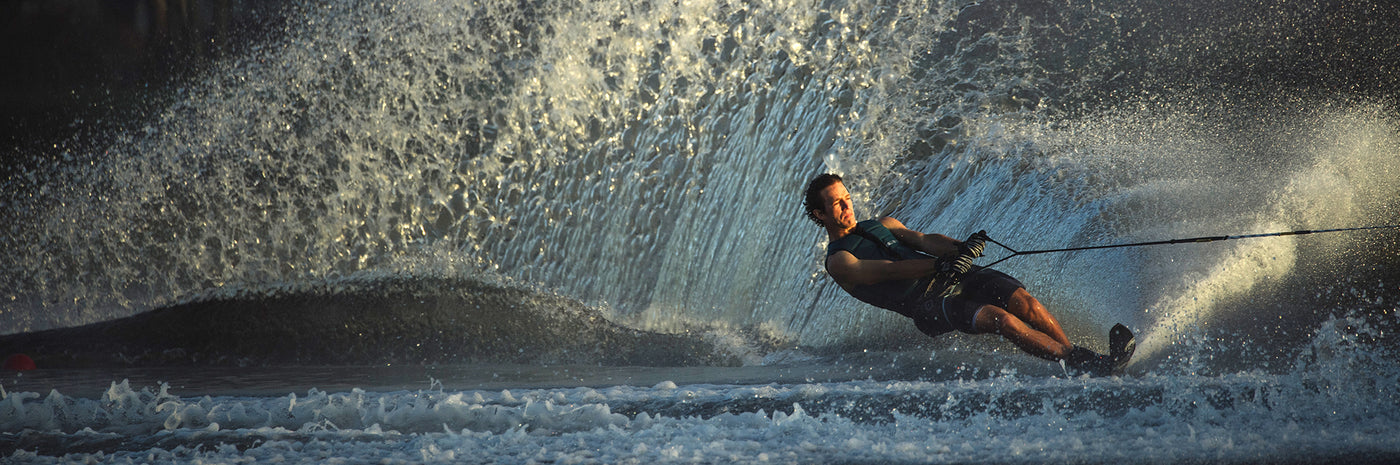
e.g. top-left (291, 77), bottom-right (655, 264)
top-left (823, 249), bottom-right (861, 288)
top-left (824, 249), bottom-right (857, 270)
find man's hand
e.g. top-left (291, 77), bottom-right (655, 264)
top-left (961, 230), bottom-right (989, 258)
top-left (942, 253), bottom-right (976, 276)
top-left (940, 230), bottom-right (990, 279)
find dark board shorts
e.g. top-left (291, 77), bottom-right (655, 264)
top-left (910, 268), bottom-right (1024, 337)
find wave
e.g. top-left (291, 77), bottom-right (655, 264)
top-left (0, 275), bottom-right (781, 368)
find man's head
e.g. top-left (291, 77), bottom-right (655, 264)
top-left (804, 173), bottom-right (854, 229)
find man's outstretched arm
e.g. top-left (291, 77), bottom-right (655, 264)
top-left (824, 250), bottom-right (940, 288)
top-left (879, 217), bottom-right (962, 259)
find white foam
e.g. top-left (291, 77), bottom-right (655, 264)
top-left (5, 316), bottom-right (1398, 464)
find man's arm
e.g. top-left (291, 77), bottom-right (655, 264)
top-left (878, 217), bottom-right (961, 259)
top-left (825, 250), bottom-right (940, 288)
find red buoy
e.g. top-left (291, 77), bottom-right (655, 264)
top-left (3, 354), bottom-right (36, 371)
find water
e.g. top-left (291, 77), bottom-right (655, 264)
top-left (3, 0), bottom-right (1399, 462)
top-left (3, 332), bottom-right (1398, 463)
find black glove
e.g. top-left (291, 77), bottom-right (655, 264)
top-left (938, 230), bottom-right (989, 280)
top-left (942, 253), bottom-right (976, 276)
top-left (960, 230), bottom-right (989, 258)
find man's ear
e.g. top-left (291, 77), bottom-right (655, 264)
top-left (811, 208), bottom-right (829, 226)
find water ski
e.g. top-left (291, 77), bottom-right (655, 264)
top-left (1064, 323), bottom-right (1136, 377)
top-left (1108, 323), bottom-right (1136, 370)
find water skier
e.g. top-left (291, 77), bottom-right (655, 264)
top-left (803, 173), bottom-right (1132, 375)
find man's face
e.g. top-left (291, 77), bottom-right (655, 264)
top-left (816, 181), bottom-right (857, 230)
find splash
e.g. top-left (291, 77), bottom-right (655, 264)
top-left (0, 0), bottom-right (953, 337)
top-left (1, 0), bottom-right (1396, 367)
top-left (1125, 102), bottom-right (1400, 361)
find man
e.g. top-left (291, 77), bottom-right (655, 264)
top-left (803, 173), bottom-right (1132, 375)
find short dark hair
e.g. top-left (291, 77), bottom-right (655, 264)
top-left (803, 173), bottom-right (843, 226)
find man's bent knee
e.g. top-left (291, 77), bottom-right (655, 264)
top-left (1007, 288), bottom-right (1035, 309)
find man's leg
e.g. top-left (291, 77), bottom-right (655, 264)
top-left (1003, 288), bottom-right (1072, 349)
top-left (973, 305), bottom-right (1072, 361)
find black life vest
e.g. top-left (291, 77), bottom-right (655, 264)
top-left (825, 219), bottom-right (942, 315)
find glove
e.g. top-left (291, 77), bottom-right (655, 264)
top-left (960, 230), bottom-right (989, 258)
top-left (938, 230), bottom-right (989, 280)
top-left (943, 253), bottom-right (975, 276)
